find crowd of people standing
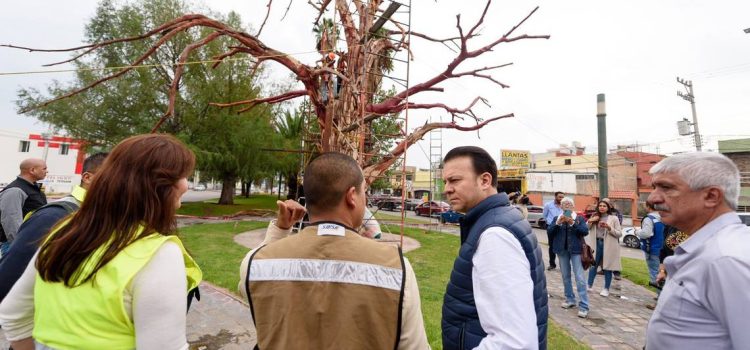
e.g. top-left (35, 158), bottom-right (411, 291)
top-left (0, 136), bottom-right (748, 349)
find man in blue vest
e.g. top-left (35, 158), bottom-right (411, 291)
top-left (639, 202), bottom-right (665, 289)
top-left (441, 146), bottom-right (548, 350)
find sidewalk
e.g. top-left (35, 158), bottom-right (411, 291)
top-left (540, 239), bottom-right (656, 349)
top-left (187, 283), bottom-right (256, 350)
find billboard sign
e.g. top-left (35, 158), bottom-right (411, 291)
top-left (500, 149), bottom-right (530, 168)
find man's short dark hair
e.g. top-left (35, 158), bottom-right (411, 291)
top-left (83, 152), bottom-right (108, 174)
top-left (443, 146), bottom-right (498, 187)
top-left (554, 191), bottom-right (564, 197)
top-left (304, 152), bottom-right (364, 214)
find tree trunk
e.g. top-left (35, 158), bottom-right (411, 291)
top-left (285, 172), bottom-right (299, 200)
top-left (240, 180), bottom-right (251, 198)
top-left (218, 174), bottom-right (236, 205)
top-left (244, 180), bottom-right (252, 198)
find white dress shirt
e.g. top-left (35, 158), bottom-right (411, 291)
top-left (472, 226), bottom-right (538, 350)
top-left (646, 212), bottom-right (750, 349)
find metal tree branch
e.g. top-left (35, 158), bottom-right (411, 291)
top-left (209, 90), bottom-right (308, 111)
top-left (152, 31), bottom-right (223, 133)
top-left (257, 0), bottom-right (273, 37)
top-left (5, 0), bottom-right (549, 183)
top-left (369, 4), bottom-right (548, 116)
top-left (362, 113), bottom-right (515, 182)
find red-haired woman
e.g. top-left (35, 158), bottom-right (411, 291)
top-left (0, 134), bottom-right (202, 350)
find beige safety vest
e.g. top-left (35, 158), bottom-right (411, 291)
top-left (246, 222), bottom-right (405, 350)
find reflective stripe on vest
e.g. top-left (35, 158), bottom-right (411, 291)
top-left (249, 258), bottom-right (403, 291)
top-left (33, 231), bottom-right (202, 349)
top-left (247, 225), bottom-right (404, 350)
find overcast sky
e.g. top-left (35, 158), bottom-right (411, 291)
top-left (2, 0), bottom-right (749, 168)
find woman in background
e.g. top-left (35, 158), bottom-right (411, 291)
top-left (586, 200), bottom-right (622, 297)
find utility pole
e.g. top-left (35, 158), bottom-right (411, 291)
top-left (596, 93), bottom-right (608, 200)
top-left (676, 77), bottom-right (702, 151)
top-left (41, 132), bottom-right (52, 162)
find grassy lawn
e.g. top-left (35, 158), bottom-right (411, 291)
top-left (373, 210), bottom-right (432, 225)
top-left (181, 221), bottom-right (588, 349)
top-left (179, 221), bottom-right (268, 292)
top-left (178, 194), bottom-right (278, 217)
top-left (621, 257), bottom-right (659, 293)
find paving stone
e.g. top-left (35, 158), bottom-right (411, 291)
top-left (539, 233), bottom-right (655, 349)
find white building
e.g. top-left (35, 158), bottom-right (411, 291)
top-left (0, 129), bottom-right (85, 194)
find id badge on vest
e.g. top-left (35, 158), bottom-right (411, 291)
top-left (318, 223), bottom-right (346, 237)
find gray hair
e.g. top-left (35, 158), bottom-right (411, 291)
top-left (649, 152), bottom-right (739, 210)
top-left (561, 197), bottom-right (575, 206)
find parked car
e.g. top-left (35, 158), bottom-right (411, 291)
top-left (194, 183), bottom-right (207, 191)
top-left (526, 205), bottom-right (547, 229)
top-left (377, 198), bottom-right (402, 211)
top-left (440, 210), bottom-right (464, 224)
top-left (415, 201), bottom-right (450, 217)
top-left (404, 198), bottom-right (423, 211)
top-left (620, 227), bottom-right (641, 249)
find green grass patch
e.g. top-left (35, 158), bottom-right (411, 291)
top-left (373, 211), bottom-right (432, 225)
top-left (178, 194), bottom-right (278, 217)
top-left (621, 257), bottom-right (659, 293)
top-left (179, 221), bottom-right (268, 292)
top-left (548, 319), bottom-right (590, 349)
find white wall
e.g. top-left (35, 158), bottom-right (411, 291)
top-left (0, 129), bottom-right (82, 194)
top-left (526, 172), bottom-right (577, 194)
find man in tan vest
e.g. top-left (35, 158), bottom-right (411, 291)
top-left (239, 152), bottom-right (429, 349)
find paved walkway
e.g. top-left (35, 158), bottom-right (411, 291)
top-left (187, 283), bottom-right (255, 350)
top-left (537, 234), bottom-right (655, 349)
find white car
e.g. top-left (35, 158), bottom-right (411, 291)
top-left (620, 227), bottom-right (641, 249)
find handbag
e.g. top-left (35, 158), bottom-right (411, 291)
top-left (581, 240), bottom-right (595, 270)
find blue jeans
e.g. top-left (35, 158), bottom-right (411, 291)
top-left (558, 250), bottom-right (589, 311)
top-left (588, 239), bottom-right (613, 289)
top-left (644, 252), bottom-right (660, 284)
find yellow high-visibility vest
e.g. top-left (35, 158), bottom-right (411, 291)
top-left (33, 230), bottom-right (201, 350)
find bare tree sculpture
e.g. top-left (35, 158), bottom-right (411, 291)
top-left (5, 0), bottom-right (549, 183)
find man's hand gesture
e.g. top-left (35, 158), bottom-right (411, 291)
top-left (276, 200), bottom-right (306, 230)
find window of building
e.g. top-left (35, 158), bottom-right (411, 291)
top-left (575, 174), bottom-right (596, 180)
top-left (60, 144), bottom-right (70, 155)
top-left (564, 159), bottom-right (572, 165)
top-left (406, 175), bottom-right (413, 181)
top-left (18, 140), bottom-right (30, 153)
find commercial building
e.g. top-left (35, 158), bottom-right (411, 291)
top-left (526, 142), bottom-right (664, 224)
top-left (0, 129), bottom-right (85, 194)
top-left (718, 138), bottom-right (750, 211)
